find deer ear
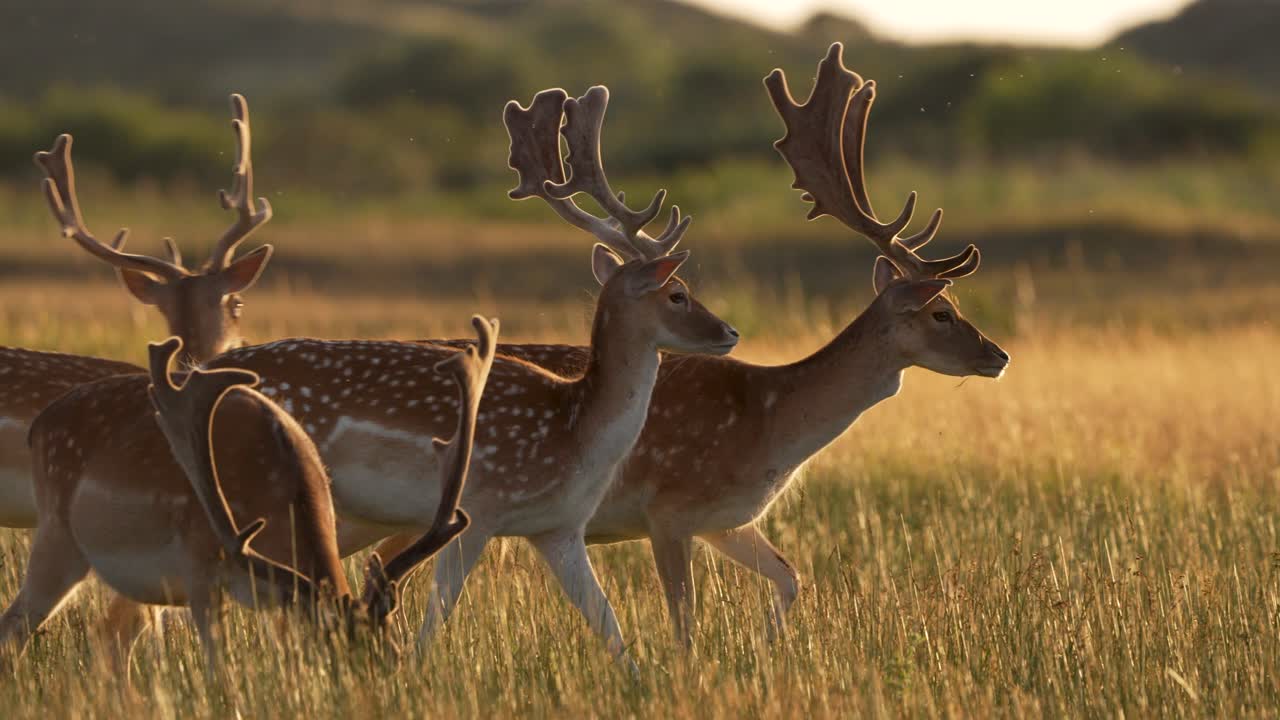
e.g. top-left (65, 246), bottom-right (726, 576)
top-left (889, 278), bottom-right (951, 313)
top-left (624, 250), bottom-right (690, 296)
top-left (219, 245), bottom-right (273, 294)
top-left (872, 256), bottom-right (902, 295)
top-left (119, 269), bottom-right (163, 306)
top-left (590, 244), bottom-right (626, 286)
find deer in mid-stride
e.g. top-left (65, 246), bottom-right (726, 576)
top-left (191, 85), bottom-right (739, 670)
top-left (0, 316), bottom-right (496, 675)
top-left (422, 43), bottom-right (1010, 645)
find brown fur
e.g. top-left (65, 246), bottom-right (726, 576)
top-left (0, 347), bottom-right (142, 529)
top-left (421, 283), bottom-right (1007, 641)
top-left (0, 373), bottom-right (348, 667)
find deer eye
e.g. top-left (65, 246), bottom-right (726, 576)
top-left (669, 291), bottom-right (687, 305)
top-left (228, 296), bottom-right (245, 319)
top-left (932, 310), bottom-right (953, 324)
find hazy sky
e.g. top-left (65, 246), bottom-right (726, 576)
top-left (685, 0), bottom-right (1194, 46)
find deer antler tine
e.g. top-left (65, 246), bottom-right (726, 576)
top-left (631, 189), bottom-right (666, 233)
top-left (368, 315), bottom-right (498, 608)
top-left (901, 209), bottom-right (943, 251)
top-left (763, 69), bottom-right (798, 125)
top-left (162, 237), bottom-right (183, 265)
top-left (650, 206), bottom-right (692, 254)
top-left (885, 191), bottom-right (917, 239)
top-left (35, 137), bottom-right (184, 280)
top-left (210, 94), bottom-right (273, 270)
top-left (933, 245), bottom-right (982, 279)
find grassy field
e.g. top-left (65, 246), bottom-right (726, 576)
top-left (0, 200), bottom-right (1277, 717)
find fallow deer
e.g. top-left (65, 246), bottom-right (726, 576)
top-left (0, 317), bottom-right (494, 673)
top-left (187, 85), bottom-right (739, 668)
top-left (35, 93), bottom-right (275, 364)
top-left (422, 43), bottom-right (1010, 644)
top-left (0, 94), bottom-right (276, 531)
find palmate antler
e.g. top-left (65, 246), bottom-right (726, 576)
top-left (765, 43), bottom-right (981, 281)
top-left (504, 86), bottom-right (689, 262)
top-left (146, 337), bottom-right (317, 605)
top-left (361, 316), bottom-right (499, 627)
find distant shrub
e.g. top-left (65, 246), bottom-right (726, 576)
top-left (960, 53), bottom-right (1280, 161)
top-left (0, 86), bottom-right (225, 184)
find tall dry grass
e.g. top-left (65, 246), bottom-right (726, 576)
top-left (0, 259), bottom-right (1275, 716)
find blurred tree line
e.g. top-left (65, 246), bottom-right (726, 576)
top-left (0, 0), bottom-right (1276, 201)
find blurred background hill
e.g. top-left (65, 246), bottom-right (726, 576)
top-left (4, 0), bottom-right (1278, 190)
top-left (1112, 0), bottom-right (1280, 97)
top-left (0, 0), bottom-right (1276, 344)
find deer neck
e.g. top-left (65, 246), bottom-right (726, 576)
top-left (766, 303), bottom-right (907, 464)
top-left (570, 303), bottom-right (662, 468)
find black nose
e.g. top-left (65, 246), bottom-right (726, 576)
top-left (726, 325), bottom-right (739, 338)
top-left (989, 344), bottom-right (1010, 362)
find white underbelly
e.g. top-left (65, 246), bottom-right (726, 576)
top-left (322, 417), bottom-right (627, 538)
top-left (69, 476), bottom-right (195, 605)
top-left (83, 539), bottom-right (192, 605)
top-left (494, 460), bottom-right (619, 537)
top-left (322, 417), bottom-right (445, 527)
top-left (583, 476), bottom-right (650, 541)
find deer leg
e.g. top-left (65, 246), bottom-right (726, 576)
top-left (700, 525), bottom-right (799, 640)
top-left (0, 522), bottom-right (91, 663)
top-left (528, 529), bottom-right (637, 675)
top-left (188, 587), bottom-right (227, 684)
top-left (99, 595), bottom-right (156, 690)
top-left (417, 528), bottom-right (493, 651)
top-left (647, 523), bottom-right (696, 647)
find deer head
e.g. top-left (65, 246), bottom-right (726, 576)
top-left (766, 43), bottom-right (1009, 378)
top-left (37, 94), bottom-right (274, 364)
top-left (505, 86), bottom-right (739, 356)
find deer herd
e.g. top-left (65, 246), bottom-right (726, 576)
top-left (0, 44), bottom-right (1008, 679)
